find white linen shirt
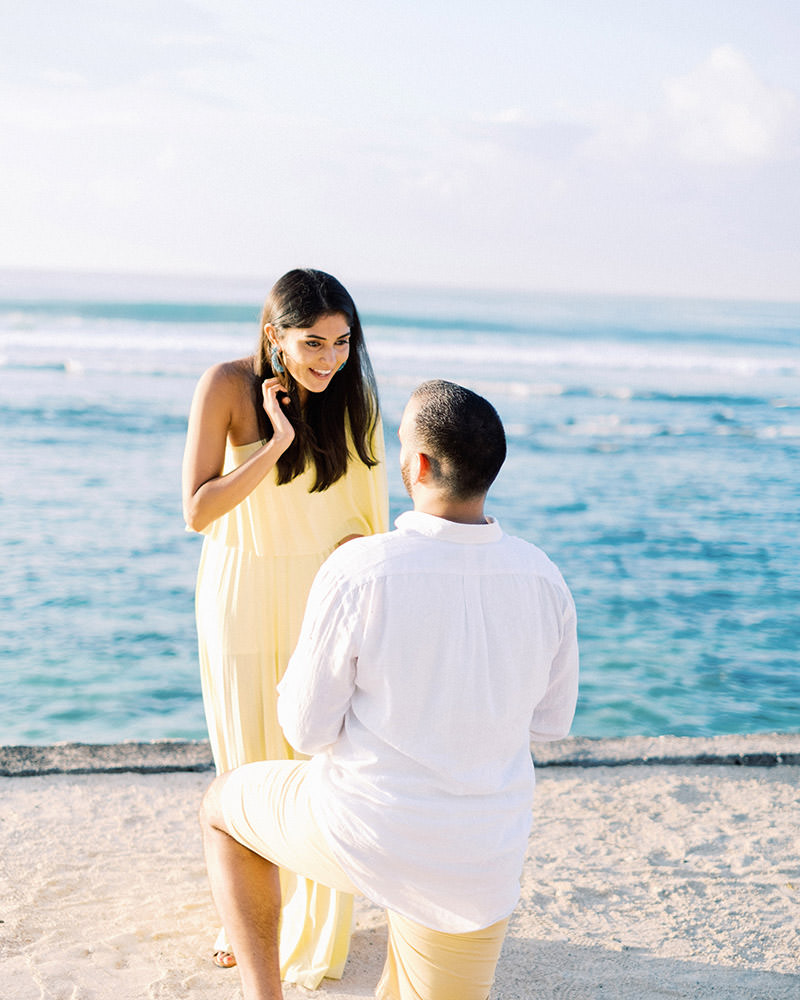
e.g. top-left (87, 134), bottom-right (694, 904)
top-left (277, 510), bottom-right (578, 933)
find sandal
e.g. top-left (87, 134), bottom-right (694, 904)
top-left (213, 950), bottom-right (237, 969)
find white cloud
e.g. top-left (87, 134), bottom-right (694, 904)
top-left (663, 45), bottom-right (798, 164)
top-left (577, 108), bottom-right (653, 163)
top-left (479, 108), bottom-right (527, 125)
top-left (152, 34), bottom-right (220, 48)
top-left (40, 69), bottom-right (90, 88)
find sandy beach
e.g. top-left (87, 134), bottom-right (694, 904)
top-left (1, 735), bottom-right (798, 999)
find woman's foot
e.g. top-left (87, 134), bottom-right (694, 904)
top-left (213, 950), bottom-right (237, 968)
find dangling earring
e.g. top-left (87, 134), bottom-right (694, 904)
top-left (338, 360), bottom-right (347, 372)
top-left (270, 345), bottom-right (284, 374)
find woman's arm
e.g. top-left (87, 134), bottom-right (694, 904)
top-left (181, 365), bottom-right (295, 533)
top-left (335, 534), bottom-right (363, 547)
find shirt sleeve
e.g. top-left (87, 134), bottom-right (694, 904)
top-left (529, 591), bottom-right (579, 742)
top-left (277, 555), bottom-right (361, 756)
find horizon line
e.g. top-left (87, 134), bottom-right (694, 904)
top-left (1, 264), bottom-right (799, 309)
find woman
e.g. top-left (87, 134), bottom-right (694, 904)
top-left (182, 269), bottom-right (388, 986)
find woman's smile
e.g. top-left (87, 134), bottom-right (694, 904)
top-left (273, 313), bottom-right (350, 403)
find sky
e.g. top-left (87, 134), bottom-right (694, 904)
top-left (1, 1), bottom-right (799, 301)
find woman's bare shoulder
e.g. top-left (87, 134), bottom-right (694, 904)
top-left (196, 357), bottom-right (254, 397)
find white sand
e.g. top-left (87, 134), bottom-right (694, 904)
top-left (1, 748), bottom-right (798, 998)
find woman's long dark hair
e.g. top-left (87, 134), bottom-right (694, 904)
top-left (252, 268), bottom-right (380, 491)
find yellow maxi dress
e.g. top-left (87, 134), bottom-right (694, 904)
top-left (195, 429), bottom-right (388, 987)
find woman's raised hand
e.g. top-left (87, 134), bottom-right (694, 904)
top-left (261, 377), bottom-right (295, 449)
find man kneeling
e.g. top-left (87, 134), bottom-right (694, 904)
top-left (200, 379), bottom-right (579, 1000)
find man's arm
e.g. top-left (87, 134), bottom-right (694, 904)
top-left (530, 595), bottom-right (579, 742)
top-left (277, 561), bottom-right (360, 755)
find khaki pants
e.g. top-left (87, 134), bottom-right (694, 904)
top-left (220, 760), bottom-right (509, 1000)
top-left (377, 910), bottom-right (509, 1000)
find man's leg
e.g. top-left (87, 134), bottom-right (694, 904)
top-left (200, 773), bottom-right (283, 1000)
top-left (376, 911), bottom-right (509, 1000)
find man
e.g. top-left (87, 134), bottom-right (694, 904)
top-left (200, 379), bottom-right (579, 1000)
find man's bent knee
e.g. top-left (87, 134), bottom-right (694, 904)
top-left (199, 771), bottom-right (234, 833)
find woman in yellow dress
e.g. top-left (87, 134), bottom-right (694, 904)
top-left (182, 268), bottom-right (388, 987)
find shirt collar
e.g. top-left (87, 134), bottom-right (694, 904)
top-left (394, 510), bottom-right (503, 544)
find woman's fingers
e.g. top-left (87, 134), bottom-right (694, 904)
top-left (262, 379), bottom-right (289, 408)
top-left (261, 380), bottom-right (295, 442)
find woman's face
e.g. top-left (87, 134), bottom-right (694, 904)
top-left (271, 313), bottom-right (351, 403)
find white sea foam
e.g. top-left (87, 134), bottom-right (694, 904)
top-left (2, 305), bottom-right (799, 397)
top-left (759, 423), bottom-right (800, 438)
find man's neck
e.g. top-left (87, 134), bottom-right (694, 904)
top-left (412, 493), bottom-right (487, 525)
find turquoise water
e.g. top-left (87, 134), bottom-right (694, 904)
top-left (1, 272), bottom-right (798, 744)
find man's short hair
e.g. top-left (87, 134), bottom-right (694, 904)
top-left (410, 380), bottom-right (507, 500)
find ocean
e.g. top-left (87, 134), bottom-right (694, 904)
top-left (1, 269), bottom-right (798, 745)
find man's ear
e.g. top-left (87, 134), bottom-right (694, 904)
top-left (416, 452), bottom-right (432, 483)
